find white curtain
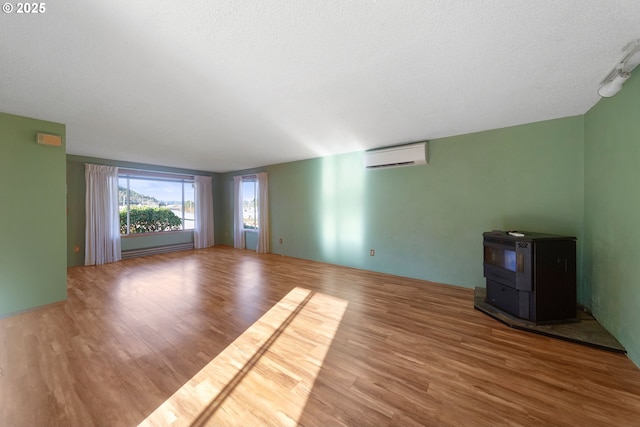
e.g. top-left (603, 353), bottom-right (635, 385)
top-left (256, 172), bottom-right (269, 254)
top-left (194, 175), bottom-right (215, 249)
top-left (85, 164), bottom-right (121, 265)
top-left (233, 175), bottom-right (245, 249)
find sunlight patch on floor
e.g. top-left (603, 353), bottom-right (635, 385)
top-left (137, 286), bottom-right (348, 426)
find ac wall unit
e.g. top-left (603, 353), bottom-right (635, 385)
top-left (363, 141), bottom-right (428, 169)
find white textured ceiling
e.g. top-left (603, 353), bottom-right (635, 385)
top-left (1, 1), bottom-right (639, 172)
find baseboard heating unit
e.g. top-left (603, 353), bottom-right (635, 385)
top-left (121, 243), bottom-right (194, 259)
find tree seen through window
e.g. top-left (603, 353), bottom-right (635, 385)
top-left (119, 174), bottom-right (195, 235)
top-left (242, 179), bottom-right (258, 230)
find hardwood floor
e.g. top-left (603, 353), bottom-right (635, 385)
top-left (2, 247), bottom-right (640, 426)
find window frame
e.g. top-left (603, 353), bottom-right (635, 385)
top-left (118, 169), bottom-right (195, 236)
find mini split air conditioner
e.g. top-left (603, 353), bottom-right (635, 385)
top-left (363, 141), bottom-right (428, 169)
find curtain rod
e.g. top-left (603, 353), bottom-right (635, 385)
top-left (118, 167), bottom-right (195, 180)
top-left (241, 171), bottom-right (267, 178)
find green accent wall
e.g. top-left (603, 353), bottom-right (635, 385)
top-left (584, 71), bottom-right (640, 366)
top-left (245, 230), bottom-right (258, 251)
top-left (66, 155), bottom-right (222, 267)
top-left (0, 112), bottom-right (67, 316)
top-left (220, 115), bottom-right (584, 294)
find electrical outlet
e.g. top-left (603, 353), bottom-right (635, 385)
top-left (370, 249), bottom-right (375, 256)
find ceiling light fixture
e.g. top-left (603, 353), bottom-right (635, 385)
top-left (598, 39), bottom-right (640, 97)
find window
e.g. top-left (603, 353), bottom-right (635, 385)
top-left (119, 170), bottom-right (195, 235)
top-left (242, 177), bottom-right (258, 230)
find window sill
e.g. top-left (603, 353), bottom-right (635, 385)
top-left (121, 230), bottom-right (194, 238)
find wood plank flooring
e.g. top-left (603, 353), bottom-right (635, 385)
top-left (2, 247), bottom-right (640, 426)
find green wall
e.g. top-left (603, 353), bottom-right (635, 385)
top-left (66, 155), bottom-right (222, 267)
top-left (220, 115), bottom-right (585, 296)
top-left (0, 112), bottom-right (67, 316)
top-left (584, 71), bottom-right (640, 366)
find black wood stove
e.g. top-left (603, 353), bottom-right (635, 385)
top-left (483, 230), bottom-right (577, 324)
